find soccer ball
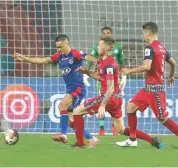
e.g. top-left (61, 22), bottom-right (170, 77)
top-left (3, 129), bottom-right (19, 145)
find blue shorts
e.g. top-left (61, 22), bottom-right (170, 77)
top-left (66, 85), bottom-right (86, 112)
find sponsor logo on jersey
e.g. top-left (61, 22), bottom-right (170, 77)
top-left (61, 67), bottom-right (71, 75)
top-left (106, 68), bottom-right (114, 74)
top-left (62, 57), bottom-right (69, 61)
top-left (114, 49), bottom-right (119, 54)
top-left (145, 48), bottom-right (151, 56)
top-left (69, 58), bottom-right (74, 64)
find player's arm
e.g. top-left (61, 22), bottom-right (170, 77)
top-left (77, 67), bottom-right (100, 81)
top-left (85, 55), bottom-right (98, 64)
top-left (166, 51), bottom-right (176, 86)
top-left (87, 71), bottom-right (100, 81)
top-left (98, 65), bottom-right (115, 119)
top-left (121, 46), bottom-right (153, 75)
top-left (85, 45), bottom-right (99, 70)
top-left (13, 52), bottom-right (53, 64)
top-left (101, 66), bottom-right (115, 106)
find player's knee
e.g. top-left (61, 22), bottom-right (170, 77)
top-left (59, 101), bottom-right (68, 111)
top-left (126, 103), bottom-right (138, 113)
top-left (73, 106), bottom-right (81, 115)
top-left (158, 116), bottom-right (169, 124)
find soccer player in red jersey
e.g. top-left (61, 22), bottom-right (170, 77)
top-left (71, 36), bottom-right (164, 149)
top-left (117, 22), bottom-right (177, 147)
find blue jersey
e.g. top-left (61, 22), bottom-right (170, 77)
top-left (50, 49), bottom-right (87, 110)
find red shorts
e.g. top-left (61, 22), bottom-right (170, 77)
top-left (130, 88), bottom-right (168, 120)
top-left (84, 95), bottom-right (122, 118)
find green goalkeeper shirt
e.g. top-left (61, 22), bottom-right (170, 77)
top-left (86, 42), bottom-right (124, 92)
top-left (86, 42), bottom-right (124, 69)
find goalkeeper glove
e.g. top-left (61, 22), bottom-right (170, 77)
top-left (120, 75), bottom-right (127, 91)
top-left (83, 74), bottom-right (90, 87)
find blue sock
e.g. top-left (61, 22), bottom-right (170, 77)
top-left (60, 114), bottom-right (69, 134)
top-left (84, 128), bottom-right (93, 139)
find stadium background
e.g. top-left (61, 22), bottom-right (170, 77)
top-left (0, 1), bottom-right (178, 134)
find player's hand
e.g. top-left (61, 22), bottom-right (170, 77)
top-left (98, 105), bottom-right (105, 119)
top-left (121, 68), bottom-right (131, 75)
top-left (120, 75), bottom-right (127, 91)
top-left (13, 53), bottom-right (25, 61)
top-left (167, 76), bottom-right (175, 87)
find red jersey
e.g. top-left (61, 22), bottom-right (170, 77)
top-left (98, 56), bottom-right (120, 94)
top-left (144, 40), bottom-right (171, 85)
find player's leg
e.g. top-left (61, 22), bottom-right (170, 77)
top-left (72, 104), bottom-right (99, 148)
top-left (69, 109), bottom-right (98, 145)
top-left (71, 104), bottom-right (87, 148)
top-left (108, 98), bottom-right (152, 147)
top-left (72, 95), bottom-right (103, 148)
top-left (67, 96), bottom-right (98, 144)
top-left (97, 82), bottom-right (106, 136)
top-left (150, 92), bottom-right (178, 136)
top-left (115, 89), bottom-right (150, 146)
top-left (52, 94), bottom-right (73, 142)
top-left (112, 116), bottom-right (163, 148)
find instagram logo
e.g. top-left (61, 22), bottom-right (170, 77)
top-left (48, 94), bottom-right (65, 123)
top-left (0, 84), bottom-right (40, 129)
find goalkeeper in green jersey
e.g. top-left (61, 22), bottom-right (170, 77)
top-left (85, 27), bottom-right (126, 136)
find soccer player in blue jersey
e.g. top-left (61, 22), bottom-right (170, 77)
top-left (13, 34), bottom-right (99, 146)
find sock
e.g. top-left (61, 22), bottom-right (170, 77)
top-left (60, 110), bottom-right (69, 134)
top-left (128, 113), bottom-right (137, 139)
top-left (163, 119), bottom-right (178, 136)
top-left (99, 118), bottom-right (105, 130)
top-left (73, 115), bottom-right (85, 145)
top-left (124, 128), bottom-right (152, 144)
top-left (69, 121), bottom-right (93, 139)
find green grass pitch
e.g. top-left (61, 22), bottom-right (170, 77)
top-left (0, 134), bottom-right (178, 167)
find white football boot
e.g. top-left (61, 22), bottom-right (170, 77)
top-left (116, 138), bottom-right (137, 147)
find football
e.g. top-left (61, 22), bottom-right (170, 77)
top-left (3, 129), bottom-right (19, 145)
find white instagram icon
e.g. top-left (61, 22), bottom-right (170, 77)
top-left (48, 94), bottom-right (65, 123)
top-left (2, 91), bottom-right (34, 123)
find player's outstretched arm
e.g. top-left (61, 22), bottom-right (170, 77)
top-left (13, 52), bottom-right (53, 64)
top-left (98, 77), bottom-right (114, 119)
top-left (167, 57), bottom-right (176, 86)
top-left (85, 55), bottom-right (98, 64)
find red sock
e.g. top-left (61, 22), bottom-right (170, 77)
top-left (73, 115), bottom-right (85, 145)
top-left (164, 119), bottom-right (178, 136)
top-left (124, 128), bottom-right (152, 144)
top-left (128, 113), bottom-right (137, 139)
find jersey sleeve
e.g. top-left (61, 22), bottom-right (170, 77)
top-left (104, 64), bottom-right (116, 80)
top-left (144, 46), bottom-right (155, 60)
top-left (166, 50), bottom-right (171, 62)
top-left (86, 45), bottom-right (99, 69)
top-left (50, 53), bottom-right (60, 62)
top-left (72, 49), bottom-right (87, 60)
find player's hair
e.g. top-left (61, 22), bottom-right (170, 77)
top-left (100, 36), bottom-right (115, 48)
top-left (55, 34), bottom-right (70, 42)
top-left (101, 26), bottom-right (112, 33)
top-left (142, 22), bottom-right (158, 34)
